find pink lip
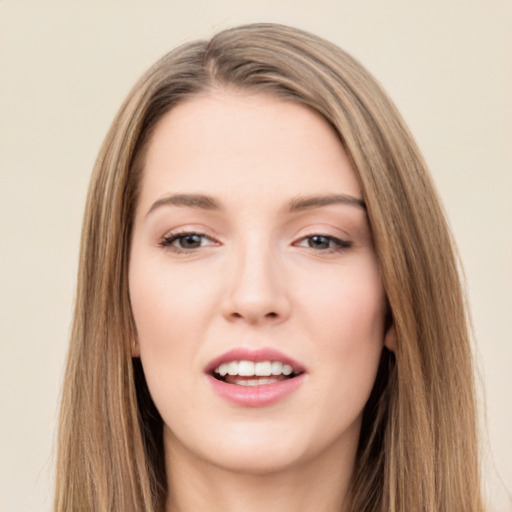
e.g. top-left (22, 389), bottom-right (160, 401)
top-left (204, 347), bottom-right (307, 408)
top-left (207, 373), bottom-right (306, 407)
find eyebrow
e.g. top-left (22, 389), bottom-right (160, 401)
top-left (146, 194), bottom-right (222, 217)
top-left (285, 194), bottom-right (366, 212)
top-left (146, 192), bottom-right (366, 217)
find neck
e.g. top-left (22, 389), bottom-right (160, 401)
top-left (164, 431), bottom-right (357, 512)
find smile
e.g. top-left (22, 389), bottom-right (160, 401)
top-left (206, 348), bottom-right (306, 406)
top-left (213, 360), bottom-right (299, 386)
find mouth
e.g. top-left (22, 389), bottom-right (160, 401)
top-left (205, 347), bottom-right (306, 387)
top-left (205, 348), bottom-right (306, 407)
top-left (211, 360), bottom-right (303, 387)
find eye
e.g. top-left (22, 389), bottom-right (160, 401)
top-left (159, 232), bottom-right (218, 252)
top-left (295, 234), bottom-right (352, 252)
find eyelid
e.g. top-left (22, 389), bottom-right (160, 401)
top-left (158, 228), bottom-right (221, 253)
top-left (157, 224), bottom-right (353, 255)
top-left (292, 232), bottom-right (353, 253)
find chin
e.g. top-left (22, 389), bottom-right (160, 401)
top-left (215, 438), bottom-right (309, 475)
top-left (164, 414), bottom-right (360, 477)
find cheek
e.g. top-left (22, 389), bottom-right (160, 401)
top-left (297, 259), bottom-right (386, 418)
top-left (129, 249), bottom-right (219, 340)
top-left (128, 250), bottom-right (216, 377)
top-left (128, 257), bottom-right (217, 424)
top-left (298, 257), bottom-right (386, 345)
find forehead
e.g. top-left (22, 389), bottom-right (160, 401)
top-left (138, 91), bottom-right (361, 211)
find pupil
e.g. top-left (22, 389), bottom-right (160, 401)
top-left (309, 235), bottom-right (329, 249)
top-left (181, 234), bottom-right (201, 248)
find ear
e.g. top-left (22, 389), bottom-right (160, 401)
top-left (131, 337), bottom-right (140, 358)
top-left (384, 323), bottom-right (397, 353)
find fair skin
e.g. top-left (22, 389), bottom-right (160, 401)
top-left (129, 90), bottom-right (394, 512)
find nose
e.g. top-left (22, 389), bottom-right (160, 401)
top-left (221, 243), bottom-right (291, 325)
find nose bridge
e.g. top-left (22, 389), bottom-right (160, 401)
top-left (223, 232), bottom-right (289, 323)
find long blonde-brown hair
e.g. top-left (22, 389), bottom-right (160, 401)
top-left (55, 23), bottom-right (484, 512)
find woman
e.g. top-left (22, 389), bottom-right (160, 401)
top-left (54, 23), bottom-right (485, 512)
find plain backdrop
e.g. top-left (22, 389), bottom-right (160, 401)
top-left (1, 2), bottom-right (511, 511)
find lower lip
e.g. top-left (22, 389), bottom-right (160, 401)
top-left (206, 374), bottom-right (306, 407)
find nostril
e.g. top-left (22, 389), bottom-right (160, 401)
top-left (224, 303), bottom-right (287, 324)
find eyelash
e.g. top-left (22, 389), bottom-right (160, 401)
top-left (159, 231), bottom-right (219, 253)
top-left (159, 232), bottom-right (352, 254)
top-left (294, 234), bottom-right (353, 253)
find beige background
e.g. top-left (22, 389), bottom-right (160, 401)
top-left (1, 2), bottom-right (511, 511)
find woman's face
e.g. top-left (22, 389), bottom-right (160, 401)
top-left (129, 91), bottom-right (392, 474)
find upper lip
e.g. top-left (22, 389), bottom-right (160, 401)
top-left (204, 347), bottom-right (306, 375)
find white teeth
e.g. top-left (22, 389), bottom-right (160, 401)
top-left (227, 361), bottom-right (238, 376)
top-left (271, 361), bottom-right (283, 375)
top-left (235, 378), bottom-right (278, 386)
top-left (238, 361), bottom-right (255, 376)
top-left (214, 360), bottom-right (297, 377)
top-left (255, 361), bottom-right (272, 376)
